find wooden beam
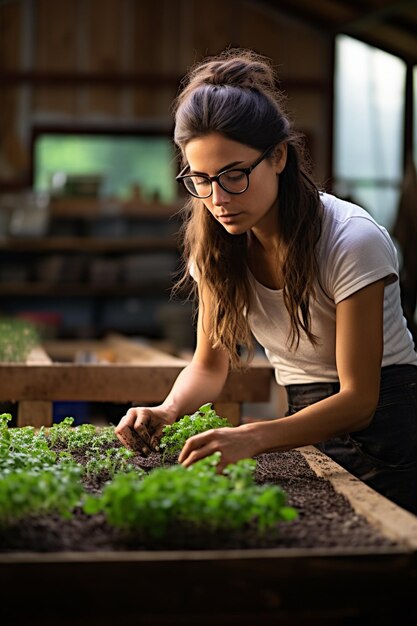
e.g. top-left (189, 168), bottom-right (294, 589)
top-left (0, 71), bottom-right (181, 87)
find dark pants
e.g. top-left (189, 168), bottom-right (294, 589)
top-left (285, 364), bottom-right (417, 515)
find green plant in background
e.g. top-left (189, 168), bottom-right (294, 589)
top-left (160, 403), bottom-right (233, 458)
top-left (84, 452), bottom-right (297, 538)
top-left (0, 318), bottom-right (39, 362)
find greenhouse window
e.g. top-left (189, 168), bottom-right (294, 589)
top-left (334, 35), bottom-right (406, 230)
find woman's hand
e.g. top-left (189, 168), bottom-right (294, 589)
top-left (178, 425), bottom-right (258, 473)
top-left (115, 406), bottom-right (174, 455)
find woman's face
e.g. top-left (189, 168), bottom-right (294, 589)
top-left (184, 133), bottom-right (287, 236)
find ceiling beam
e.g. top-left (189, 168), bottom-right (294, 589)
top-left (340, 0), bottom-right (417, 31)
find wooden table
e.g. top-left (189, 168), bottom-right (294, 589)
top-left (0, 335), bottom-right (273, 427)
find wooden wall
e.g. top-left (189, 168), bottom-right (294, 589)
top-left (0, 0), bottom-right (333, 189)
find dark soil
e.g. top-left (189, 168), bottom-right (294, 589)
top-left (0, 447), bottom-right (396, 553)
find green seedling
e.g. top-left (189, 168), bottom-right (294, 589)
top-left (84, 452), bottom-right (297, 537)
top-left (160, 403), bottom-right (232, 458)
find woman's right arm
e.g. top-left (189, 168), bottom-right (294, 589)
top-left (114, 283), bottom-right (230, 453)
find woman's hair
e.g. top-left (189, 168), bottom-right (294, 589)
top-left (173, 48), bottom-right (322, 368)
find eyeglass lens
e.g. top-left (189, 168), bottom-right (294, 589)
top-left (183, 170), bottom-right (249, 198)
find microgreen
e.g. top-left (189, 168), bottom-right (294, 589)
top-left (0, 411), bottom-right (297, 539)
top-left (85, 447), bottom-right (141, 481)
top-left (0, 465), bottom-right (84, 525)
top-left (160, 403), bottom-right (233, 458)
top-left (47, 417), bottom-right (118, 452)
top-left (84, 452), bottom-right (297, 537)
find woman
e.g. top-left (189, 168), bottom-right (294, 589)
top-left (115, 49), bottom-right (417, 514)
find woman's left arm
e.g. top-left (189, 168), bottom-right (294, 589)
top-left (179, 279), bottom-right (385, 471)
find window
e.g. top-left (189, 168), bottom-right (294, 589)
top-left (334, 35), bottom-right (406, 230)
top-left (33, 130), bottom-right (177, 204)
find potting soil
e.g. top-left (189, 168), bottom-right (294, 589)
top-left (0, 448), bottom-right (396, 552)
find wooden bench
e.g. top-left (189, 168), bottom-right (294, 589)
top-left (0, 334), bottom-right (273, 427)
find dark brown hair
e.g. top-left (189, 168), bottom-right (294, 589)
top-left (173, 48), bottom-right (322, 368)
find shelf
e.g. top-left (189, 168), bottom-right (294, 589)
top-left (0, 196), bottom-right (185, 339)
top-left (0, 236), bottom-right (179, 253)
top-left (0, 282), bottom-right (173, 297)
top-left (50, 197), bottom-right (184, 220)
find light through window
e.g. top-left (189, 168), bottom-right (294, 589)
top-left (334, 35), bottom-right (406, 230)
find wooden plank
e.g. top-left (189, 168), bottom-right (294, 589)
top-left (85, 0), bottom-right (125, 115)
top-left (0, 547), bottom-right (415, 626)
top-left (33, 0), bottom-right (78, 113)
top-left (2, 338), bottom-right (271, 425)
top-left (0, 0), bottom-right (22, 71)
top-left (0, 0), bottom-right (26, 183)
top-left (0, 362), bottom-right (271, 404)
top-left (43, 337), bottom-right (187, 365)
top-left (0, 87), bottom-right (28, 182)
top-left (104, 334), bottom-right (188, 365)
top-left (187, 0), bottom-right (237, 62)
top-left (43, 339), bottom-right (109, 362)
top-left (132, 0), bottom-right (179, 116)
top-left (300, 446), bottom-right (417, 549)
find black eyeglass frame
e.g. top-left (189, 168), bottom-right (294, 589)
top-left (176, 144), bottom-right (275, 198)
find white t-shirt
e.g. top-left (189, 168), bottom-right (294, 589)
top-left (248, 193), bottom-right (417, 385)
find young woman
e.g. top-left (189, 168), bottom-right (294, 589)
top-left (115, 49), bottom-right (417, 514)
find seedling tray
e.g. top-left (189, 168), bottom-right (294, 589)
top-left (1, 447), bottom-right (416, 626)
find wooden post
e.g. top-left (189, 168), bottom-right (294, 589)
top-left (17, 346), bottom-right (53, 427)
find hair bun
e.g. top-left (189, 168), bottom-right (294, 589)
top-left (190, 49), bottom-right (276, 93)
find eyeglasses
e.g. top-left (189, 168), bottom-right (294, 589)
top-left (176, 145), bottom-right (275, 199)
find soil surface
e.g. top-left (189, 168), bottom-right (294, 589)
top-left (0, 448), bottom-right (395, 552)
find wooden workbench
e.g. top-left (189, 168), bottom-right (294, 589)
top-left (0, 335), bottom-right (273, 427)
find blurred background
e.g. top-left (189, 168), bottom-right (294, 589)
top-left (0, 0), bottom-right (416, 361)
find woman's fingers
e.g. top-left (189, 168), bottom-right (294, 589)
top-left (178, 430), bottom-right (216, 465)
top-left (178, 427), bottom-right (251, 471)
top-left (180, 443), bottom-right (219, 468)
top-left (114, 408), bottom-right (154, 455)
top-left (150, 422), bottom-right (166, 451)
top-left (134, 422), bottom-right (153, 454)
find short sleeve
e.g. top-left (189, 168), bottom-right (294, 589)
top-left (188, 260), bottom-right (199, 282)
top-left (322, 217), bottom-right (398, 304)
